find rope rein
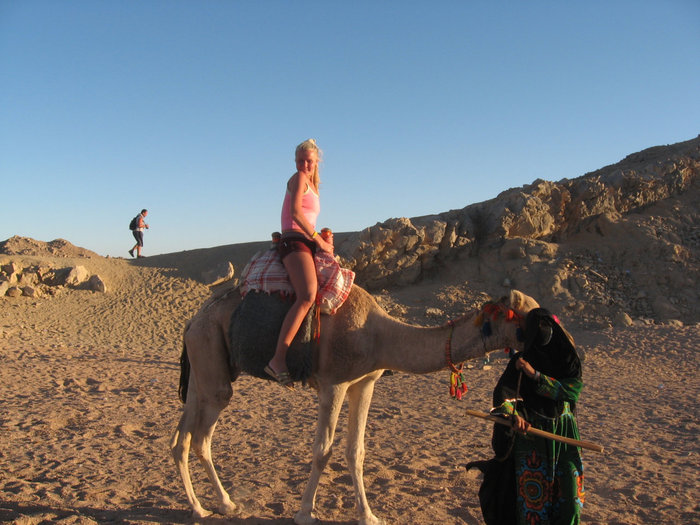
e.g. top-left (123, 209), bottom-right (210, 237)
top-left (445, 320), bottom-right (468, 399)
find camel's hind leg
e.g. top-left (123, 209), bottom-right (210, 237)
top-left (192, 387), bottom-right (238, 516)
top-left (172, 296), bottom-right (239, 519)
top-left (171, 385), bottom-right (211, 518)
top-left (171, 373), bottom-right (236, 518)
top-left (294, 382), bottom-right (348, 525)
top-left (345, 372), bottom-right (384, 525)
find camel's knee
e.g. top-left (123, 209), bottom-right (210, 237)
top-left (170, 430), bottom-right (180, 456)
top-left (195, 385), bottom-right (232, 412)
top-left (312, 443), bottom-right (334, 469)
top-left (346, 443), bottom-right (365, 466)
top-left (172, 443), bottom-right (186, 465)
top-left (171, 427), bottom-right (192, 462)
top-left (213, 385), bottom-right (233, 406)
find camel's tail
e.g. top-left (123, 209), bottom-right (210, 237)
top-left (178, 323), bottom-right (191, 403)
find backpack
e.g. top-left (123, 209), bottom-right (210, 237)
top-left (129, 215), bottom-right (139, 231)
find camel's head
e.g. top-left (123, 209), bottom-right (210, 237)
top-left (508, 289), bottom-right (540, 318)
top-left (473, 289), bottom-right (540, 351)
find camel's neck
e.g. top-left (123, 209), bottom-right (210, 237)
top-left (376, 312), bottom-right (502, 374)
top-left (376, 322), bottom-right (452, 374)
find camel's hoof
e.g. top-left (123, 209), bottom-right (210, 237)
top-left (359, 515), bottom-right (386, 525)
top-left (218, 498), bottom-right (238, 516)
top-left (192, 506), bottom-right (212, 519)
top-left (294, 509), bottom-right (320, 525)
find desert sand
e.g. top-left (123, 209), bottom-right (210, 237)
top-left (0, 245), bottom-right (698, 525)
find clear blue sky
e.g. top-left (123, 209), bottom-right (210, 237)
top-left (1, 1), bottom-right (698, 257)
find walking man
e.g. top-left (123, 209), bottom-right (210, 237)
top-left (129, 209), bottom-right (149, 258)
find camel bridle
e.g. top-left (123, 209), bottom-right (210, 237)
top-left (445, 303), bottom-right (522, 399)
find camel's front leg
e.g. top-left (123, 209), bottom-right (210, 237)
top-left (346, 373), bottom-right (385, 525)
top-left (294, 383), bottom-right (348, 525)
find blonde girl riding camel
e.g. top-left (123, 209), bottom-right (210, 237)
top-left (265, 139), bottom-right (333, 387)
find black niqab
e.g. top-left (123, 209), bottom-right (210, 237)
top-left (493, 308), bottom-right (582, 420)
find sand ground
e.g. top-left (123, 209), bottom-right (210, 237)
top-left (1, 254), bottom-right (698, 524)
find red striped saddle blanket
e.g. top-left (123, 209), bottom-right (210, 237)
top-left (239, 249), bottom-right (355, 314)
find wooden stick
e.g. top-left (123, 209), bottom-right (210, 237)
top-left (465, 409), bottom-right (605, 453)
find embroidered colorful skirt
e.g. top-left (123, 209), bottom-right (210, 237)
top-left (512, 405), bottom-right (584, 525)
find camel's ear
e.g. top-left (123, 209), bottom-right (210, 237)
top-left (509, 290), bottom-right (540, 317)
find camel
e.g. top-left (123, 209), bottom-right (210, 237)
top-left (170, 284), bottom-right (538, 525)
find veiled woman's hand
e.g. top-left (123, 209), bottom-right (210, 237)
top-left (512, 414), bottom-right (531, 434)
top-left (516, 357), bottom-right (536, 379)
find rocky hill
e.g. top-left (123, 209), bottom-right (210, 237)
top-left (334, 135), bottom-right (700, 326)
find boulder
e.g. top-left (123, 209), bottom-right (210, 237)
top-left (6, 286), bottom-right (21, 297)
top-left (87, 274), bottom-right (107, 293)
top-left (613, 310), bottom-right (634, 327)
top-left (21, 286), bottom-right (40, 298)
top-left (65, 266), bottom-right (89, 286)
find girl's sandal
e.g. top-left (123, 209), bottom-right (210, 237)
top-left (264, 365), bottom-right (295, 390)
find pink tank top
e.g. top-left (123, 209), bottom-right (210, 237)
top-left (281, 182), bottom-right (320, 231)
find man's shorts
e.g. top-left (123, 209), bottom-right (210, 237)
top-left (132, 230), bottom-right (144, 247)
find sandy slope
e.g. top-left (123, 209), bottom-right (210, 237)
top-left (0, 253), bottom-right (698, 524)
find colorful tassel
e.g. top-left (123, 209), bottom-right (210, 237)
top-left (449, 369), bottom-right (468, 400)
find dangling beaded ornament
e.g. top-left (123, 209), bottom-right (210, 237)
top-left (445, 320), bottom-right (468, 399)
top-left (449, 366), bottom-right (468, 400)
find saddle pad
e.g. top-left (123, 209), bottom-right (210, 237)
top-left (228, 291), bottom-right (315, 384)
top-left (240, 248), bottom-right (355, 314)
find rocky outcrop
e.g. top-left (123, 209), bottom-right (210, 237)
top-left (0, 262), bottom-right (108, 298)
top-left (336, 136), bottom-right (700, 325)
top-left (0, 237), bottom-right (100, 258)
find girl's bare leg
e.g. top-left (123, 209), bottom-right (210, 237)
top-left (268, 250), bottom-right (317, 375)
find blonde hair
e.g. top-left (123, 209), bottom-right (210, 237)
top-left (295, 138), bottom-right (322, 188)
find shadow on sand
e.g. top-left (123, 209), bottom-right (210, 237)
top-left (0, 500), bottom-right (357, 525)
